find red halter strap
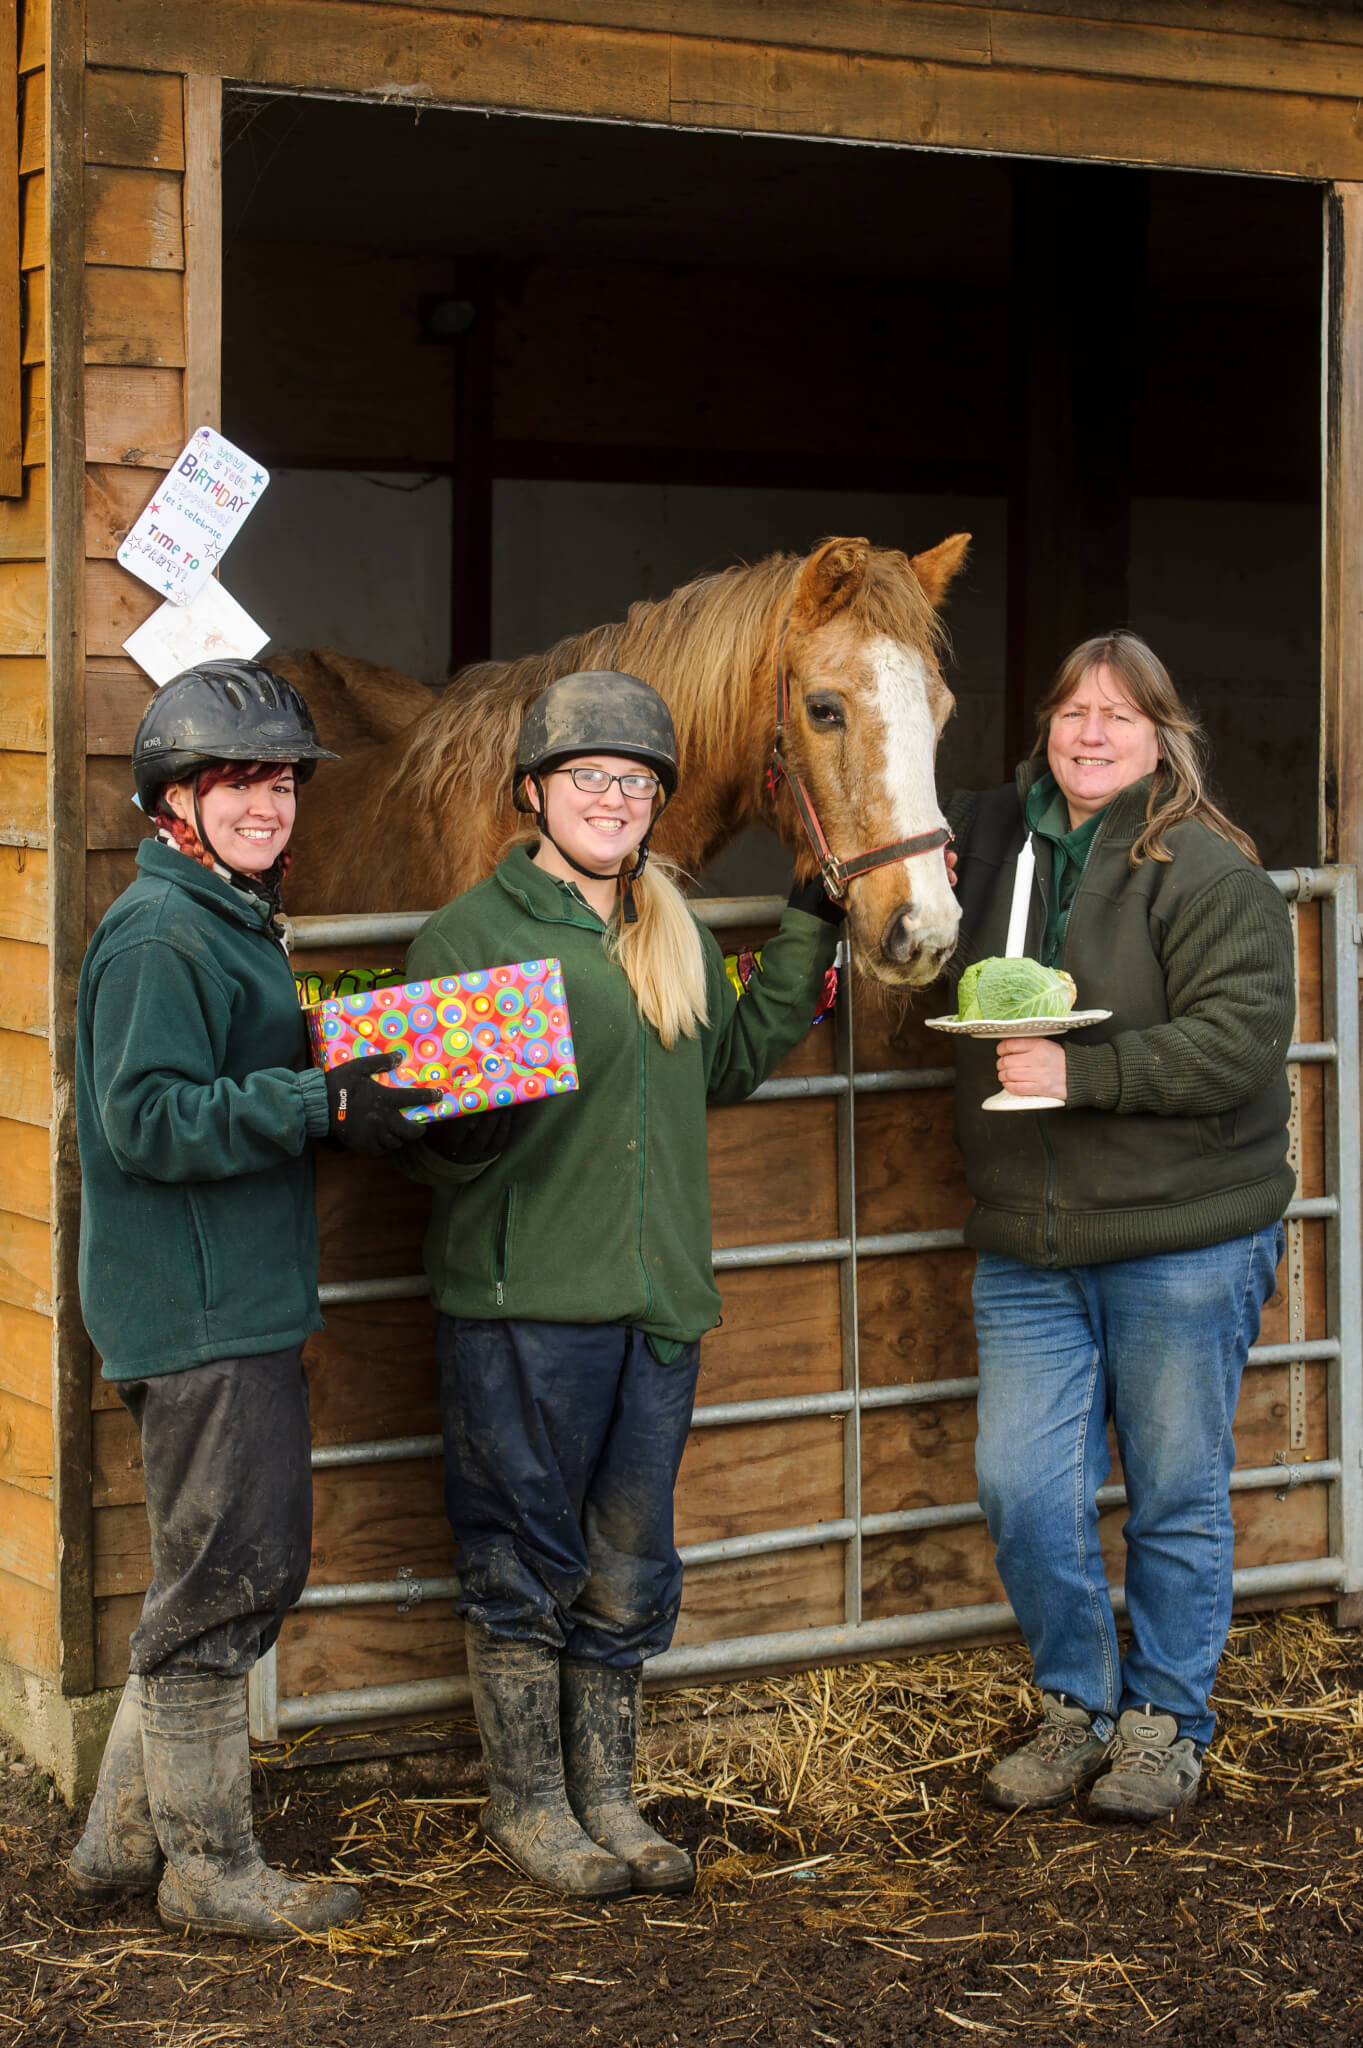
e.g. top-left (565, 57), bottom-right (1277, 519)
top-left (769, 622), bottom-right (952, 902)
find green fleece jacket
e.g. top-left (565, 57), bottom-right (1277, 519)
top-left (945, 766), bottom-right (1295, 1267)
top-left (76, 839), bottom-right (332, 1379)
top-left (405, 846), bottom-right (840, 1343)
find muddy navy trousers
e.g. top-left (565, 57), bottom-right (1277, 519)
top-left (437, 1315), bottom-right (700, 1668)
top-left (119, 1347), bottom-right (313, 1678)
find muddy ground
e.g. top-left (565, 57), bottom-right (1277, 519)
top-left (2, 1612), bottom-right (1361, 2047)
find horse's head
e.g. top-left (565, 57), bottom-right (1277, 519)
top-left (773, 534), bottom-right (967, 988)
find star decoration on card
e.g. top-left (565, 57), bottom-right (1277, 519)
top-left (251, 472), bottom-right (264, 487)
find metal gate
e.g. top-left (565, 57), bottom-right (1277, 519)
top-left (248, 868), bottom-right (1362, 1740)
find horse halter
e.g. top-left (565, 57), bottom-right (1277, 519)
top-left (767, 624), bottom-right (953, 902)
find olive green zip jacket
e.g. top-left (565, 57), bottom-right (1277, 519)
top-left (405, 846), bottom-right (840, 1342)
top-left (76, 838), bottom-right (332, 1379)
top-left (945, 766), bottom-right (1295, 1267)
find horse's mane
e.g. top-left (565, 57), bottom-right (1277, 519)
top-left (403, 543), bottom-right (945, 818)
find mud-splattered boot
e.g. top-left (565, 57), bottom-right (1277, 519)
top-left (465, 1626), bottom-right (631, 1899)
top-left (67, 1676), bottom-right (164, 1901)
top-left (562, 1659), bottom-right (694, 1895)
top-left (141, 1671), bottom-right (361, 1938)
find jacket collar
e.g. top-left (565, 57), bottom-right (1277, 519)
top-left (1013, 759), bottom-right (1156, 850)
top-left (493, 843), bottom-right (609, 930)
top-left (136, 836), bottom-right (277, 933)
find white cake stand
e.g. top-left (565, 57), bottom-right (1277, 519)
top-left (925, 1009), bottom-right (1113, 1111)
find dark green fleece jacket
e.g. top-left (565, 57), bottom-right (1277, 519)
top-left (945, 765), bottom-right (1295, 1267)
top-left (405, 846), bottom-right (840, 1343)
top-left (76, 839), bottom-right (332, 1379)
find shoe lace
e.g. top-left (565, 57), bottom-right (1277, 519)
top-left (1028, 1713), bottom-right (1093, 1763)
top-left (1113, 1733), bottom-right (1173, 1777)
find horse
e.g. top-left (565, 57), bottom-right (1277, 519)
top-left (279, 533), bottom-right (969, 988)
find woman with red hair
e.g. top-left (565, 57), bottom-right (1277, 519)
top-left (67, 661), bottom-right (437, 1938)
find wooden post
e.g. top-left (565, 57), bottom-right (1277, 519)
top-left (47, 0), bottom-right (94, 1698)
top-left (181, 74), bottom-right (222, 436)
top-left (1322, 185), bottom-right (1363, 873)
top-left (448, 262), bottom-right (495, 677)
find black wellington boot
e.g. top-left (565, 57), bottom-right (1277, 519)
top-left (141, 1671), bottom-right (361, 1938)
top-left (562, 1660), bottom-right (694, 1895)
top-left (67, 1676), bottom-right (164, 1901)
top-left (464, 1625), bottom-right (631, 1899)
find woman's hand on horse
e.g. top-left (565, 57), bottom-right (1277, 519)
top-left (324, 1051), bottom-right (443, 1155)
top-left (945, 849), bottom-right (959, 889)
top-left (995, 1037), bottom-right (1068, 1100)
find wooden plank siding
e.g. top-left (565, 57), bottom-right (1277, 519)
top-left (82, 0), bottom-right (1363, 182)
top-left (0, 0), bottom-right (51, 1678)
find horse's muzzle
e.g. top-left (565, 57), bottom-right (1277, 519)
top-left (876, 902), bottom-right (960, 983)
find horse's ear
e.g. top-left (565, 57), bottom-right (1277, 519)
top-left (792, 538), bottom-right (870, 628)
top-left (910, 532), bottom-right (971, 610)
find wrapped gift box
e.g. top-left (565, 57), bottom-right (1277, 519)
top-left (302, 960), bottom-right (579, 1123)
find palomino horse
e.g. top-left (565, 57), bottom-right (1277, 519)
top-left (281, 534), bottom-right (968, 987)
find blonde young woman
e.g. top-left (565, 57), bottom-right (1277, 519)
top-left (405, 670), bottom-right (841, 1899)
top-left (945, 631), bottom-right (1294, 1824)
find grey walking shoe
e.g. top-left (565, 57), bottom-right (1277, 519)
top-left (68, 1675), bottom-right (164, 1901)
top-left (1087, 1706), bottom-right (1201, 1822)
top-left (465, 1627), bottom-right (632, 1899)
top-left (561, 1659), bottom-right (694, 1896)
top-left (983, 1693), bottom-right (1114, 1811)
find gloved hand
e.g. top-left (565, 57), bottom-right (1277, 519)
top-left (788, 873), bottom-right (846, 927)
top-left (324, 1051), bottom-right (443, 1156)
top-left (420, 1103), bottom-right (516, 1164)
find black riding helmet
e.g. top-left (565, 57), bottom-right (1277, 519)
top-left (513, 670), bottom-right (678, 922)
top-left (132, 659), bottom-right (338, 815)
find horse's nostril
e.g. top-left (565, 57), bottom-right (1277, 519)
top-left (880, 902), bottom-right (916, 963)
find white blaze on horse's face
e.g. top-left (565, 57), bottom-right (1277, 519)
top-left (866, 635), bottom-right (961, 980)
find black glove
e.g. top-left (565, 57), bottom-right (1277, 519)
top-left (324, 1051), bottom-right (443, 1156)
top-left (788, 874), bottom-right (846, 927)
top-left (420, 1103), bottom-right (516, 1164)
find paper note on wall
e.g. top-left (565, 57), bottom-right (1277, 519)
top-left (117, 426), bottom-right (270, 607)
top-left (123, 578), bottom-right (270, 687)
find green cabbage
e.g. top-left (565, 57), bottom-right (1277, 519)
top-left (957, 957), bottom-right (1077, 1022)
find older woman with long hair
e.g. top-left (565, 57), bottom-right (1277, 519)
top-left (945, 629), bottom-right (1294, 1823)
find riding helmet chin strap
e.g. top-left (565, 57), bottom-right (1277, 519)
top-left (530, 770), bottom-right (672, 926)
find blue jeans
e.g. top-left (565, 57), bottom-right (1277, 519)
top-left (437, 1315), bottom-right (700, 1668)
top-left (972, 1226), bottom-right (1283, 1749)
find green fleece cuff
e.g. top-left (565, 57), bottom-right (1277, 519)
top-left (1063, 1040), bottom-right (1121, 1112)
top-left (298, 1067), bottom-right (332, 1138)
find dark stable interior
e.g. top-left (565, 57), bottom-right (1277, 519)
top-left (221, 96), bottom-right (1322, 872)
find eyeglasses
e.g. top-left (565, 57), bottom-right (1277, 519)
top-left (552, 766), bottom-right (660, 801)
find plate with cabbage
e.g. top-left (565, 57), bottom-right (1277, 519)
top-left (926, 957), bottom-right (1110, 1111)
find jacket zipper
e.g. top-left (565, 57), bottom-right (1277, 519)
top-left (493, 1185), bottom-right (515, 1306)
top-left (636, 1020), bottom-right (653, 1316)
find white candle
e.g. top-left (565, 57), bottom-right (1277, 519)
top-left (1004, 837), bottom-right (1036, 959)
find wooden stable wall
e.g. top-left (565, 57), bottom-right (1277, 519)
top-left (88, 913), bottom-right (1333, 1706)
top-left (2, 0), bottom-right (1363, 1742)
top-left (0, 0), bottom-right (219, 1702)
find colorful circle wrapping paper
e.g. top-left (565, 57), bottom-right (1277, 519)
top-left (302, 958), bottom-right (578, 1123)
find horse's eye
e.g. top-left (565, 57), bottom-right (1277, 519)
top-left (805, 697), bottom-right (845, 731)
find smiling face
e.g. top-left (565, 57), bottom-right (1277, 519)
top-left (164, 764), bottom-right (298, 872)
top-left (529, 754), bottom-right (659, 879)
top-left (1046, 662), bottom-right (1162, 827)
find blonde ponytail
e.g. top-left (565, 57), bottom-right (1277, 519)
top-left (606, 857), bottom-right (710, 1049)
top-left (498, 829), bottom-right (710, 1048)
